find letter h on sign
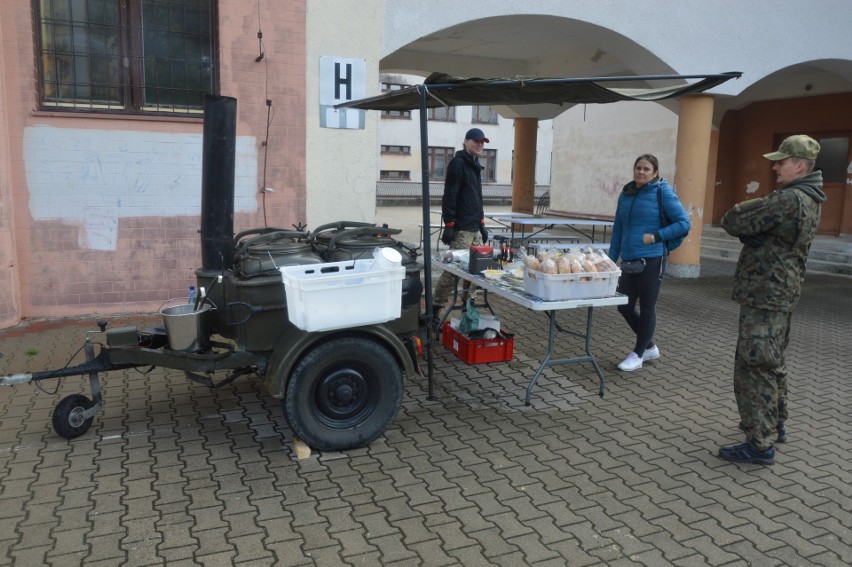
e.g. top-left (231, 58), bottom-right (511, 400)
top-left (319, 56), bottom-right (366, 129)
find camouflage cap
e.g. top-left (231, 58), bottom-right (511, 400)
top-left (763, 134), bottom-right (820, 161)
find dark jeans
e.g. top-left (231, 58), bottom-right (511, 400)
top-left (616, 256), bottom-right (665, 357)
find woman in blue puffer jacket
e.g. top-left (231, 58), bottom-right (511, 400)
top-left (608, 154), bottom-right (690, 372)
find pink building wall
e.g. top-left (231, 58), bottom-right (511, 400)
top-left (0, 7), bottom-right (21, 326)
top-left (0, 1), bottom-right (306, 328)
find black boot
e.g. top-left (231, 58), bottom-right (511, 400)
top-left (776, 423), bottom-right (787, 443)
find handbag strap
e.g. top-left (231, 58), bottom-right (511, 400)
top-left (657, 186), bottom-right (670, 226)
top-left (657, 186), bottom-right (670, 256)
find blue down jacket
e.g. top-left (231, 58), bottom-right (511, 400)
top-left (608, 178), bottom-right (690, 262)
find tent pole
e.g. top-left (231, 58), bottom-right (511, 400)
top-left (419, 85), bottom-right (437, 400)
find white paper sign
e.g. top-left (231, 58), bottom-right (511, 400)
top-left (319, 56), bottom-right (365, 129)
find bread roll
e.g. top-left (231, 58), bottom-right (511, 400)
top-left (523, 256), bottom-right (541, 271)
top-left (541, 258), bottom-right (558, 274)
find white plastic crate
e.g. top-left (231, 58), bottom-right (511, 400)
top-left (280, 259), bottom-right (405, 332)
top-left (523, 268), bottom-right (620, 301)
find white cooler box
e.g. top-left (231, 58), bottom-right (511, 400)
top-left (281, 259), bottom-right (405, 332)
top-left (523, 269), bottom-right (620, 301)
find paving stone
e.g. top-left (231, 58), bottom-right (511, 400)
top-left (805, 550), bottom-right (850, 567)
top-left (455, 526), bottom-right (516, 561)
top-left (193, 550), bottom-right (238, 566)
top-left (0, 257), bottom-right (850, 565)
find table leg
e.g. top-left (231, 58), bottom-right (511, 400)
top-left (524, 310), bottom-right (558, 406)
top-left (524, 306), bottom-right (606, 406)
top-left (437, 278), bottom-right (462, 330)
top-left (582, 306), bottom-right (606, 397)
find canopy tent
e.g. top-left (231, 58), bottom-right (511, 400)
top-left (337, 72), bottom-right (742, 111)
top-left (336, 71), bottom-right (742, 396)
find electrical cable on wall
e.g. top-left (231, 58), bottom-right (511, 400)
top-left (255, 0), bottom-right (272, 227)
top-left (255, 0), bottom-right (265, 62)
top-left (260, 99), bottom-right (273, 227)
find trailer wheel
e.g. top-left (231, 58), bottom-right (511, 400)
top-left (52, 394), bottom-right (95, 439)
top-left (284, 337), bottom-right (403, 451)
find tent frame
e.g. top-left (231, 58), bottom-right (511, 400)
top-left (337, 72), bottom-right (742, 398)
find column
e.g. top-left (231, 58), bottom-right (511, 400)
top-left (670, 94), bottom-right (715, 278)
top-left (511, 118), bottom-right (538, 215)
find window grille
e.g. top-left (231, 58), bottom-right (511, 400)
top-left (35, 0), bottom-right (217, 115)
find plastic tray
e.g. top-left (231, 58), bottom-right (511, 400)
top-left (523, 268), bottom-right (620, 301)
top-left (281, 259), bottom-right (404, 332)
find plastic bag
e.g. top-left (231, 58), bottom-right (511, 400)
top-left (459, 297), bottom-right (480, 334)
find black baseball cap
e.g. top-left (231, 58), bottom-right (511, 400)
top-left (465, 128), bottom-right (489, 143)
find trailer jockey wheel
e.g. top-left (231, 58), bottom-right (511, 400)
top-left (284, 337), bottom-right (403, 452)
top-left (52, 394), bottom-right (95, 439)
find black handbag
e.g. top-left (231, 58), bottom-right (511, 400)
top-left (620, 258), bottom-right (646, 274)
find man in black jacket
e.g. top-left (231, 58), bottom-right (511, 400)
top-left (432, 128), bottom-right (490, 320)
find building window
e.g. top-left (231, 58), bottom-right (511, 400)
top-left (380, 83), bottom-right (411, 119)
top-left (472, 105), bottom-right (499, 124)
top-left (35, 0), bottom-right (217, 114)
top-left (380, 170), bottom-right (410, 180)
top-left (430, 147), bottom-right (496, 181)
top-left (481, 149), bottom-right (497, 182)
top-left (381, 145), bottom-right (411, 155)
top-left (427, 106), bottom-right (455, 122)
top-left (428, 147), bottom-right (455, 180)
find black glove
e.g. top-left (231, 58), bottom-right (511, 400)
top-left (440, 226), bottom-right (455, 245)
top-left (479, 226), bottom-right (488, 245)
top-left (739, 234), bottom-right (765, 248)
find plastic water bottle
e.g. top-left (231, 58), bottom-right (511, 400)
top-left (188, 286), bottom-right (196, 305)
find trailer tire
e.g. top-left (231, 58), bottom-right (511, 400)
top-left (52, 394), bottom-right (95, 439)
top-left (284, 337), bottom-right (403, 451)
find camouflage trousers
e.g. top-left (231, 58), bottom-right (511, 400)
top-left (734, 305), bottom-right (792, 451)
top-left (432, 229), bottom-right (483, 310)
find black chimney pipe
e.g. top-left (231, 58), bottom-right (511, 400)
top-left (200, 95), bottom-right (237, 270)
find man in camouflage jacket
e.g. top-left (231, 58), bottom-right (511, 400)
top-left (718, 135), bottom-right (826, 465)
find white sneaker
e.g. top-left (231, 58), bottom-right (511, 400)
top-left (618, 352), bottom-right (643, 371)
top-left (642, 345), bottom-right (660, 362)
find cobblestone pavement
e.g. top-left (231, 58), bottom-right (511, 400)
top-left (1, 209), bottom-right (850, 565)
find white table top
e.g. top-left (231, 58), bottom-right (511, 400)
top-left (502, 216), bottom-right (614, 227)
top-left (433, 210), bottom-right (536, 219)
top-left (433, 257), bottom-right (626, 312)
top-left (485, 211), bottom-right (534, 219)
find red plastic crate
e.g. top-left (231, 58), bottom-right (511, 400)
top-left (441, 321), bottom-right (514, 364)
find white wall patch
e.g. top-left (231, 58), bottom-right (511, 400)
top-left (24, 126), bottom-right (257, 250)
